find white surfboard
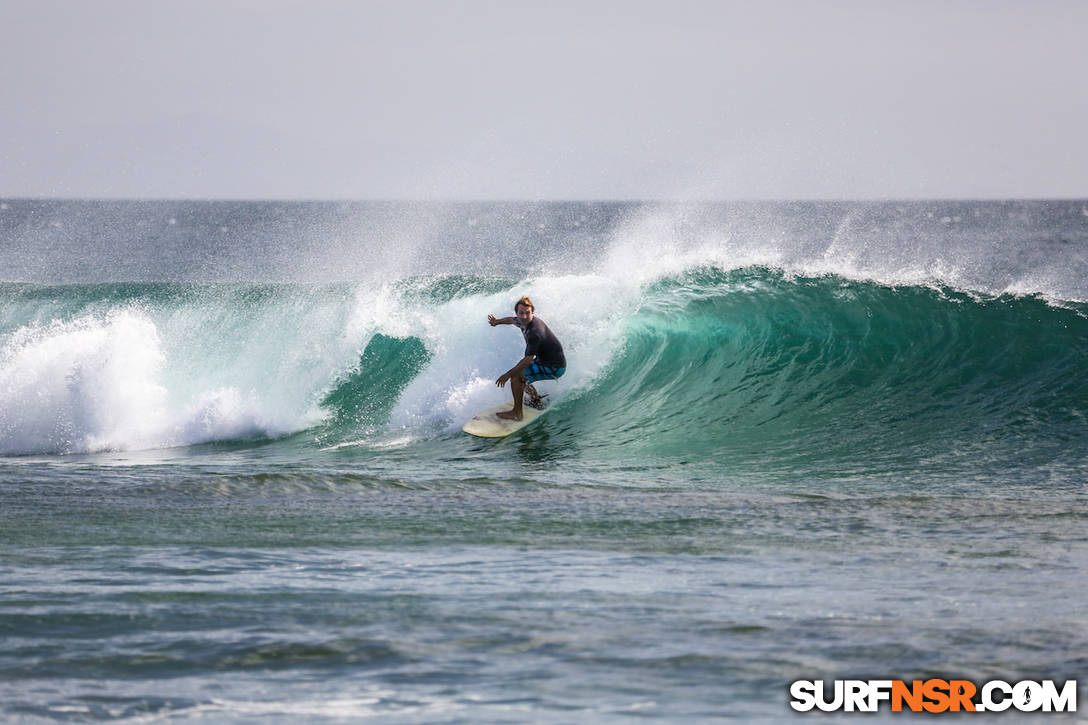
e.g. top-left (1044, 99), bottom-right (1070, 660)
top-left (462, 402), bottom-right (545, 438)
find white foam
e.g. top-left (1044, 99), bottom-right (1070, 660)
top-left (0, 291), bottom-right (366, 455)
top-left (386, 274), bottom-right (632, 434)
top-left (0, 309), bottom-right (171, 454)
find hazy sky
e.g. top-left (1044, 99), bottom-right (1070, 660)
top-left (2, 0), bottom-right (1085, 199)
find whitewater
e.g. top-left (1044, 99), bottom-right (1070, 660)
top-left (1, 200), bottom-right (1085, 722)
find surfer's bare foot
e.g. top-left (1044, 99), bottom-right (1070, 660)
top-left (496, 409), bottom-right (523, 421)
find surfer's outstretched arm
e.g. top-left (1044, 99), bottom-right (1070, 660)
top-left (488, 314), bottom-right (516, 326)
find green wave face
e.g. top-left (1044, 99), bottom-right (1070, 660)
top-left (552, 269), bottom-right (1088, 474)
top-left (320, 334), bottom-right (431, 432)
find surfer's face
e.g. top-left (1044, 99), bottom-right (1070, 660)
top-left (516, 303), bottom-right (533, 325)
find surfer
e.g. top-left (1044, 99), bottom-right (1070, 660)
top-left (488, 296), bottom-right (566, 421)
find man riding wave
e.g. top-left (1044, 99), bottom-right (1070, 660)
top-left (487, 296), bottom-right (566, 421)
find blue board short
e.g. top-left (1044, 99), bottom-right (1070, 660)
top-left (524, 362), bottom-right (565, 384)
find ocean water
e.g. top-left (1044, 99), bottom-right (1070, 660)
top-left (1, 200), bottom-right (1086, 722)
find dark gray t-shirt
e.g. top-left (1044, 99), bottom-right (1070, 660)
top-left (517, 317), bottom-right (566, 369)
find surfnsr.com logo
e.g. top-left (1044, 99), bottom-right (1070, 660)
top-left (789, 679), bottom-right (1077, 713)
